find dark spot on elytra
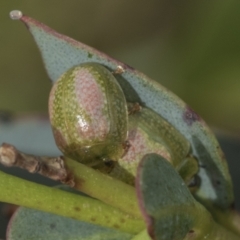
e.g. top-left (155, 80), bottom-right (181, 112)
top-left (50, 223), bottom-right (56, 229)
top-left (55, 206), bottom-right (60, 210)
top-left (74, 206), bottom-right (81, 212)
top-left (90, 217), bottom-right (96, 222)
top-left (189, 230), bottom-right (194, 233)
top-left (183, 106), bottom-right (201, 126)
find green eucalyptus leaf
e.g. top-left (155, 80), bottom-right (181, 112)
top-left (135, 154), bottom-right (240, 240)
top-left (16, 12), bottom-right (233, 210)
top-left (135, 153), bottom-right (196, 240)
top-left (7, 207), bottom-right (133, 240)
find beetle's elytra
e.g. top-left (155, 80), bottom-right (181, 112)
top-left (109, 105), bottom-right (198, 185)
top-left (49, 63), bottom-right (128, 166)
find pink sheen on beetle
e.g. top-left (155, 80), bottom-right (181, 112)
top-left (48, 63), bottom-right (128, 163)
top-left (74, 68), bottom-right (109, 140)
top-left (122, 127), bottom-right (171, 164)
top-left (52, 128), bottom-right (68, 151)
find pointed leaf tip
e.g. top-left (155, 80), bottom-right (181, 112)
top-left (9, 10), bottom-right (23, 20)
top-left (15, 13), bottom-right (128, 82)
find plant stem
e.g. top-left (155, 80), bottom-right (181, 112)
top-left (130, 230), bottom-right (151, 240)
top-left (206, 222), bottom-right (240, 240)
top-left (64, 157), bottom-right (142, 219)
top-left (0, 170), bottom-right (144, 234)
top-left (0, 143), bottom-right (142, 219)
top-left (206, 206), bottom-right (240, 237)
top-left (184, 203), bottom-right (240, 240)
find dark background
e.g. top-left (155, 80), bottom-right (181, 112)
top-left (1, 1), bottom-right (240, 239)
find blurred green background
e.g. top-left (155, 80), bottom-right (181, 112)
top-left (1, 0), bottom-right (240, 132)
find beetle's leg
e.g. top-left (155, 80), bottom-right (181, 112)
top-left (127, 102), bottom-right (142, 115)
top-left (96, 158), bottom-right (116, 174)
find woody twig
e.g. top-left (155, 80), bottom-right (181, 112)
top-left (0, 143), bottom-right (69, 183)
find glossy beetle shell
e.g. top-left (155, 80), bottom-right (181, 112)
top-left (109, 106), bottom-right (198, 185)
top-left (49, 63), bottom-right (128, 165)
